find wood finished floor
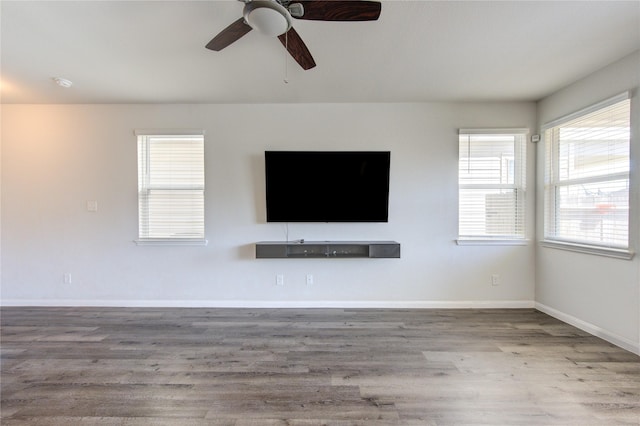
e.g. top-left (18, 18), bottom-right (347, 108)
top-left (1, 308), bottom-right (639, 425)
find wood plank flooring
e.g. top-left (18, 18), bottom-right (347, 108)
top-left (1, 307), bottom-right (639, 425)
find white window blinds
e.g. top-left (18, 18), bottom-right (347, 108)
top-left (137, 132), bottom-right (205, 242)
top-left (458, 129), bottom-right (527, 241)
top-left (543, 94), bottom-right (630, 251)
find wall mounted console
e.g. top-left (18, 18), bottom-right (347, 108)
top-left (255, 241), bottom-right (400, 259)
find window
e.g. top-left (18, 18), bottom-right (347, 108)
top-left (458, 129), bottom-right (527, 243)
top-left (136, 130), bottom-right (205, 244)
top-left (543, 93), bottom-right (631, 257)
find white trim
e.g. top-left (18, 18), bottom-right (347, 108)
top-left (134, 129), bottom-right (205, 136)
top-left (459, 183), bottom-right (519, 190)
top-left (542, 91), bottom-right (630, 130)
top-left (458, 128), bottom-right (529, 135)
top-left (540, 239), bottom-right (634, 260)
top-left (0, 299), bottom-right (535, 309)
top-left (456, 238), bottom-right (529, 246)
top-left (134, 239), bottom-right (208, 246)
top-left (536, 302), bottom-right (639, 356)
top-left (551, 171), bottom-right (630, 187)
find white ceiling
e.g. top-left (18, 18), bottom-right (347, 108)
top-left (1, 0), bottom-right (639, 104)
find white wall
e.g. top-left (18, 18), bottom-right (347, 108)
top-left (1, 102), bottom-right (536, 307)
top-left (535, 51), bottom-right (640, 354)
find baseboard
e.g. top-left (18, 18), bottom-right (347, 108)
top-left (0, 299), bottom-right (535, 309)
top-left (536, 302), bottom-right (640, 356)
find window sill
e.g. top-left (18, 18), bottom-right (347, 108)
top-left (456, 238), bottom-right (528, 246)
top-left (134, 239), bottom-right (208, 246)
top-left (540, 240), bottom-right (634, 260)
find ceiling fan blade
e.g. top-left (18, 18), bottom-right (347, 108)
top-left (292, 1), bottom-right (381, 21)
top-left (278, 27), bottom-right (316, 70)
top-left (205, 18), bottom-right (252, 51)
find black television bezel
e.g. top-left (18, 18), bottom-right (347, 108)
top-left (264, 150), bottom-right (390, 223)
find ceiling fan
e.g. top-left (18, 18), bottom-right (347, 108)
top-left (205, 0), bottom-right (382, 70)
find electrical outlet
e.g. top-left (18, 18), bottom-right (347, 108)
top-left (306, 274), bottom-right (313, 286)
top-left (491, 274), bottom-right (500, 286)
top-left (276, 274), bottom-right (284, 286)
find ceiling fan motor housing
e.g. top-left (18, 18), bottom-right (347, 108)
top-left (243, 1), bottom-right (292, 36)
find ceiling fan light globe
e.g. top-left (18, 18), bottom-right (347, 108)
top-left (244, 1), bottom-right (291, 36)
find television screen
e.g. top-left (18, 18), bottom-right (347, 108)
top-left (265, 151), bottom-right (390, 222)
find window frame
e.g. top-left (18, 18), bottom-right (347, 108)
top-left (541, 92), bottom-right (633, 259)
top-left (134, 129), bottom-right (207, 246)
top-left (456, 128), bottom-right (529, 245)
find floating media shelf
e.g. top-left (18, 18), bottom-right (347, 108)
top-left (255, 241), bottom-right (400, 259)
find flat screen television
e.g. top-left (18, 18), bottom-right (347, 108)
top-left (265, 151), bottom-right (390, 222)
